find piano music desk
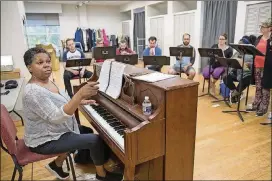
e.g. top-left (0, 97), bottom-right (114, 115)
top-left (78, 63), bottom-right (199, 180)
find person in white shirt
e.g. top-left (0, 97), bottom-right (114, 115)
top-left (63, 38), bottom-right (93, 98)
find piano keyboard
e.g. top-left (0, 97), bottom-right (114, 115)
top-left (83, 104), bottom-right (126, 150)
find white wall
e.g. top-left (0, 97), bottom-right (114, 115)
top-left (234, 1), bottom-right (268, 43)
top-left (1, 1), bottom-right (30, 112)
top-left (120, 1), bottom-right (163, 12)
top-left (24, 2), bottom-right (62, 13)
top-left (59, 4), bottom-right (79, 40)
top-left (59, 4), bottom-right (122, 40)
top-left (1, 1), bottom-right (29, 78)
top-left (87, 5), bottom-right (122, 35)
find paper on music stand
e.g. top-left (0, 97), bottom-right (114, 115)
top-left (105, 61), bottom-right (126, 99)
top-left (98, 60), bottom-right (112, 92)
top-left (133, 72), bottom-right (177, 83)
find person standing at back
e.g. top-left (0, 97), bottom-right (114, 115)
top-left (248, 21), bottom-right (271, 117)
top-left (168, 33), bottom-right (196, 80)
top-left (143, 36), bottom-right (162, 71)
top-left (202, 33), bottom-right (233, 94)
top-left (63, 38), bottom-right (93, 98)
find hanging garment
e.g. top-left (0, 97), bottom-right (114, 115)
top-left (74, 28), bottom-right (85, 51)
top-left (110, 35), bottom-right (116, 47)
top-left (116, 37), bottom-right (119, 48)
top-left (82, 29), bottom-right (88, 52)
top-left (93, 30), bottom-right (97, 47)
top-left (102, 29), bottom-right (109, 46)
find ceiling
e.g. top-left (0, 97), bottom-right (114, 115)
top-left (26, 1), bottom-right (129, 6)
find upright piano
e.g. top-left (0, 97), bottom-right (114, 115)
top-left (77, 63), bottom-right (199, 180)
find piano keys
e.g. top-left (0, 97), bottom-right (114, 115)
top-left (77, 62), bottom-right (199, 180)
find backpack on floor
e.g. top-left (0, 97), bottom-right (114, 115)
top-left (74, 125), bottom-right (94, 164)
top-left (220, 82), bottom-right (230, 99)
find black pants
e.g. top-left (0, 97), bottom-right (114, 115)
top-left (29, 132), bottom-right (105, 166)
top-left (63, 70), bottom-right (93, 98)
top-left (223, 74), bottom-right (251, 93)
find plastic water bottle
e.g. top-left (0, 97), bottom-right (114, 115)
top-left (142, 96), bottom-right (152, 116)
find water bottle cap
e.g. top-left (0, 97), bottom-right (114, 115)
top-left (145, 96), bottom-right (149, 100)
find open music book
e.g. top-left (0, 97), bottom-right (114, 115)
top-left (132, 72), bottom-right (177, 83)
top-left (98, 60), bottom-right (126, 99)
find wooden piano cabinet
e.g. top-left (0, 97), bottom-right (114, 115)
top-left (165, 85), bottom-right (198, 180)
top-left (124, 117), bottom-right (165, 180)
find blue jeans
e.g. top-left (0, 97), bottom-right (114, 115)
top-left (29, 132), bottom-right (105, 165)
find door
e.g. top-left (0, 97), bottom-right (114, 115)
top-left (174, 12), bottom-right (195, 47)
top-left (150, 16), bottom-right (164, 53)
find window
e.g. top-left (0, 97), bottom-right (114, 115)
top-left (245, 2), bottom-right (271, 36)
top-left (25, 13), bottom-right (61, 49)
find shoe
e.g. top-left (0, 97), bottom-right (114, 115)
top-left (45, 160), bottom-right (70, 180)
top-left (256, 112), bottom-right (265, 117)
top-left (268, 112), bottom-right (272, 120)
top-left (96, 171), bottom-right (123, 181)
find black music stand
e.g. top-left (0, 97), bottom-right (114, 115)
top-left (222, 43), bottom-right (265, 122)
top-left (93, 46), bottom-right (116, 60)
top-left (212, 57), bottom-right (242, 107)
top-left (115, 54), bottom-right (138, 65)
top-left (198, 48), bottom-right (224, 100)
top-left (66, 58), bottom-right (92, 83)
top-left (169, 47), bottom-right (193, 77)
top-left (143, 56), bottom-right (170, 71)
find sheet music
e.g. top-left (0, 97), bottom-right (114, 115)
top-left (133, 72), bottom-right (177, 83)
top-left (106, 62), bottom-right (126, 99)
top-left (98, 60), bottom-right (112, 92)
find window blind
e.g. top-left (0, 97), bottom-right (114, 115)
top-left (26, 13), bottom-right (60, 26)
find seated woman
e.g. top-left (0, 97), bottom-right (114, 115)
top-left (202, 33), bottom-right (233, 94)
top-left (22, 47), bottom-right (121, 181)
top-left (223, 36), bottom-right (254, 103)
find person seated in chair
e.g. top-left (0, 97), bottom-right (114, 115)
top-left (116, 39), bottom-right (135, 55)
top-left (63, 38), bottom-right (93, 98)
top-left (22, 47), bottom-right (122, 181)
top-left (168, 33), bottom-right (196, 80)
top-left (223, 36), bottom-right (254, 103)
top-left (143, 36), bottom-right (162, 71)
top-left (92, 38), bottom-right (106, 63)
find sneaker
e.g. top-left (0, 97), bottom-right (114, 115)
top-left (96, 171), bottom-right (123, 181)
top-left (256, 112), bottom-right (265, 117)
top-left (45, 161), bottom-right (70, 180)
top-left (268, 112), bottom-right (272, 120)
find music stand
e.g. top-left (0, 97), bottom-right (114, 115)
top-left (93, 46), bottom-right (116, 60)
top-left (65, 58), bottom-right (92, 83)
top-left (212, 57), bottom-right (242, 107)
top-left (115, 54), bottom-right (138, 65)
top-left (65, 58), bottom-right (92, 70)
top-left (222, 44), bottom-right (265, 122)
top-left (143, 56), bottom-right (170, 71)
top-left (169, 47), bottom-right (193, 77)
top-left (198, 48), bottom-right (224, 100)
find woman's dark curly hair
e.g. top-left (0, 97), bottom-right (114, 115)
top-left (23, 47), bottom-right (51, 67)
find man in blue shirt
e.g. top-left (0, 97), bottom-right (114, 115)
top-left (168, 33), bottom-right (196, 80)
top-left (143, 36), bottom-right (162, 71)
top-left (63, 38), bottom-right (92, 98)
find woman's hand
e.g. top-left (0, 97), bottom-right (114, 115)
top-left (80, 99), bottom-right (98, 105)
top-left (78, 82), bottom-right (99, 100)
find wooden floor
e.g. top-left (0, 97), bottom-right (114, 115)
top-left (1, 62), bottom-right (271, 180)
